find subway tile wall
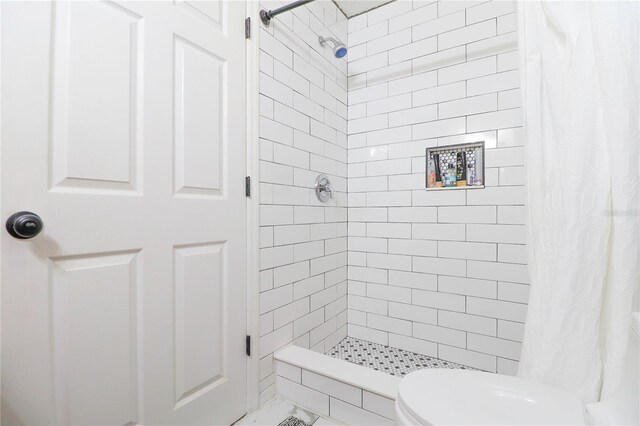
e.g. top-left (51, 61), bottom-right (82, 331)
top-left (258, 0), bottom-right (349, 405)
top-left (346, 0), bottom-right (527, 375)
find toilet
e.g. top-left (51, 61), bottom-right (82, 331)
top-left (395, 312), bottom-right (640, 425)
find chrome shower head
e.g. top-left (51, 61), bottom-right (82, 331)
top-left (319, 36), bottom-right (348, 59)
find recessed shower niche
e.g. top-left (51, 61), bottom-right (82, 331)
top-left (426, 142), bottom-right (485, 190)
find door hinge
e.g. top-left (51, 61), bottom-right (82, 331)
top-left (245, 176), bottom-right (251, 197)
top-left (245, 17), bottom-right (251, 39)
top-left (246, 335), bottom-right (251, 356)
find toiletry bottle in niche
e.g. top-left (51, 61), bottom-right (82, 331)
top-left (433, 154), bottom-right (443, 188)
top-left (456, 152), bottom-right (467, 187)
top-left (444, 163), bottom-right (457, 187)
top-left (427, 158), bottom-right (436, 188)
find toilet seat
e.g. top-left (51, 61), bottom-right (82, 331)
top-left (395, 369), bottom-right (587, 425)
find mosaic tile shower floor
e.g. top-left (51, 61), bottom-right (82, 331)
top-left (328, 337), bottom-right (476, 377)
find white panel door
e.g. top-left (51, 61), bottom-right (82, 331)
top-left (0, 1), bottom-right (247, 425)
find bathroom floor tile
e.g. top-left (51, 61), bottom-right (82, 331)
top-left (327, 336), bottom-right (476, 377)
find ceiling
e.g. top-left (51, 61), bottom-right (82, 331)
top-left (333, 0), bottom-right (395, 18)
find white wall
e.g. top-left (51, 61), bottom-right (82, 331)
top-left (258, 0), bottom-right (349, 404)
top-left (346, 0), bottom-right (527, 374)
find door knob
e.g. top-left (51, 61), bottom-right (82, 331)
top-left (6, 211), bottom-right (44, 239)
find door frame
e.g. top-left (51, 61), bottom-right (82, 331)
top-left (245, 0), bottom-right (261, 413)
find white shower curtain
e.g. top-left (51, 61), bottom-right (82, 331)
top-left (516, 1), bottom-right (639, 403)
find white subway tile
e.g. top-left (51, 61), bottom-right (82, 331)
top-left (367, 159), bottom-right (412, 176)
top-left (413, 322), bottom-right (466, 347)
top-left (389, 207), bottom-right (437, 222)
top-left (466, 0), bottom-right (515, 25)
top-left (363, 390), bottom-right (396, 420)
top-left (349, 207), bottom-right (388, 222)
top-left (467, 334), bottom-right (522, 360)
top-left (367, 223), bottom-right (412, 238)
top-left (389, 238), bottom-right (438, 257)
top-left (302, 370), bottom-right (362, 406)
top-left (274, 260), bottom-right (310, 287)
top-left (412, 288), bottom-right (466, 311)
top-left (389, 333), bottom-right (438, 357)
top-left (412, 188), bottom-right (466, 206)
top-left (467, 260), bottom-right (529, 284)
top-left (348, 324), bottom-right (389, 345)
top-left (294, 308), bottom-right (325, 337)
top-left (367, 61), bottom-right (413, 87)
top-left (498, 88), bottom-right (521, 109)
top-left (498, 243), bottom-right (527, 264)
top-left (349, 115), bottom-right (389, 134)
top-left (389, 70), bottom-right (437, 95)
top-left (438, 275), bottom-right (497, 298)
top-left (438, 56), bottom-right (497, 85)
top-left (349, 266), bottom-right (388, 284)
top-left (468, 70), bottom-right (520, 96)
top-left (261, 323), bottom-right (294, 358)
top-left (349, 294), bottom-right (388, 315)
top-left (438, 0), bottom-right (486, 17)
top-left (274, 298), bottom-right (310, 328)
top-left (277, 376), bottom-right (329, 416)
top-left (413, 81), bottom-right (466, 107)
top-left (412, 223), bottom-right (466, 241)
top-left (467, 31), bottom-right (518, 61)
top-left (367, 312), bottom-right (412, 335)
top-left (261, 116), bottom-right (294, 145)
top-left (366, 191), bottom-right (412, 207)
top-left (368, 29), bottom-right (412, 56)
top-left (329, 396), bottom-right (394, 425)
top-left (438, 241), bottom-right (497, 261)
top-left (275, 102), bottom-right (310, 133)
top-left (439, 311), bottom-right (497, 336)
top-left (413, 10), bottom-right (465, 41)
top-left (438, 20), bottom-right (496, 51)
top-left (498, 358), bottom-right (519, 375)
top-left (349, 52), bottom-right (388, 76)
top-left (368, 0), bottom-right (413, 24)
top-left (467, 224), bottom-right (525, 244)
top-left (367, 94), bottom-right (412, 116)
top-left (497, 206), bottom-right (526, 224)
top-left (349, 83), bottom-right (388, 105)
top-left (367, 126), bottom-right (413, 146)
top-left (389, 301), bottom-right (438, 324)
top-left (497, 50), bottom-right (519, 72)
top-left (412, 46), bottom-right (466, 74)
top-left (467, 296), bottom-right (528, 321)
top-left (390, 2), bottom-right (438, 33)
top-left (466, 186), bottom-right (525, 205)
top-left (389, 105), bottom-right (438, 127)
top-left (412, 117), bottom-right (466, 139)
top-left (439, 93), bottom-right (498, 119)
top-left (498, 282), bottom-right (530, 303)
top-left (389, 37), bottom-right (438, 64)
top-left (261, 205), bottom-right (294, 226)
top-left (276, 361), bottom-right (302, 384)
top-left (389, 270), bottom-right (438, 291)
top-left (367, 283), bottom-right (412, 303)
top-left (261, 245), bottom-right (294, 270)
top-left (439, 345), bottom-right (497, 372)
top-left (498, 319), bottom-right (524, 342)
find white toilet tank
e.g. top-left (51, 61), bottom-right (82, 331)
top-left (586, 312), bottom-right (639, 425)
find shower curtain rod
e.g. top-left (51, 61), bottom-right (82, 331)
top-left (260, 0), bottom-right (315, 25)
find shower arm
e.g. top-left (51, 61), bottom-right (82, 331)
top-left (260, 0), bottom-right (315, 26)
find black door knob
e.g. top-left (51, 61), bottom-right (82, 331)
top-left (6, 211), bottom-right (44, 239)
